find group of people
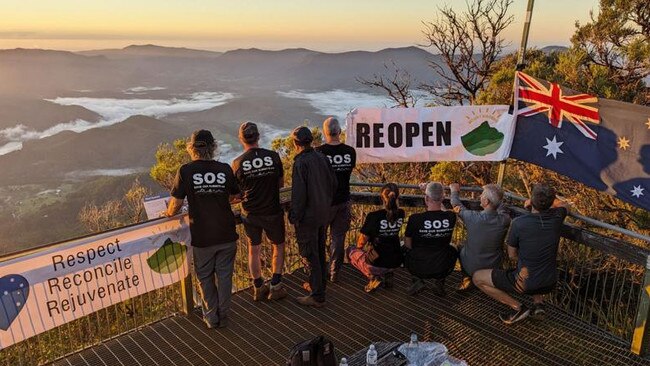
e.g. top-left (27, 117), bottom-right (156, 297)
top-left (165, 117), bottom-right (569, 329)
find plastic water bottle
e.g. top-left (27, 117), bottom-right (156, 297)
top-left (366, 344), bottom-right (378, 366)
top-left (339, 357), bottom-right (349, 366)
top-left (408, 333), bottom-right (419, 348)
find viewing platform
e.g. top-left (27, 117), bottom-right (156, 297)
top-left (52, 266), bottom-right (650, 366)
top-left (2, 184), bottom-right (650, 365)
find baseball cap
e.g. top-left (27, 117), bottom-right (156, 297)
top-left (291, 126), bottom-right (313, 145)
top-left (239, 122), bottom-right (259, 142)
top-left (189, 130), bottom-right (215, 147)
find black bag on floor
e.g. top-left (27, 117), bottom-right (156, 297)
top-left (286, 335), bottom-right (337, 366)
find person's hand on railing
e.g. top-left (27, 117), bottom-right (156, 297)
top-left (449, 183), bottom-right (461, 193)
top-left (418, 182), bottom-right (427, 191)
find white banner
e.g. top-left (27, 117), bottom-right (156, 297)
top-left (345, 106), bottom-right (514, 163)
top-left (0, 216), bottom-right (191, 349)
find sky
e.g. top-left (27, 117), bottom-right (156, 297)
top-left (0, 0), bottom-right (600, 52)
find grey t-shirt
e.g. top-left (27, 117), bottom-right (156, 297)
top-left (507, 207), bottom-right (568, 291)
top-left (451, 191), bottom-right (511, 275)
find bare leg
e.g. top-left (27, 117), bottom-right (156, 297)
top-left (248, 244), bottom-right (262, 280)
top-left (473, 269), bottom-right (521, 310)
top-left (272, 243), bottom-right (285, 275)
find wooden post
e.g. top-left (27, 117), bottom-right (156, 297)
top-left (632, 255), bottom-right (650, 356)
top-left (180, 273), bottom-right (194, 315)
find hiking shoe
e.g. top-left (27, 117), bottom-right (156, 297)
top-left (364, 277), bottom-right (382, 293)
top-left (457, 276), bottom-right (474, 292)
top-left (499, 305), bottom-right (530, 324)
top-left (383, 272), bottom-right (394, 289)
top-left (302, 281), bottom-right (312, 293)
top-left (295, 296), bottom-right (325, 308)
top-left (268, 282), bottom-right (288, 301)
top-left (217, 316), bottom-right (229, 328)
top-left (432, 279), bottom-right (446, 297)
top-left (253, 282), bottom-right (270, 301)
top-left (407, 278), bottom-right (426, 296)
top-left (531, 303), bottom-right (546, 319)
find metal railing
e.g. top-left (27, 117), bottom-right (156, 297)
top-left (0, 182), bottom-right (649, 365)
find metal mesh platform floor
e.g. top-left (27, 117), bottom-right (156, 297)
top-left (52, 265), bottom-right (650, 366)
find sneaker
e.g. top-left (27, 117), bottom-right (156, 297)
top-left (432, 278), bottom-right (446, 297)
top-left (364, 277), bottom-right (382, 293)
top-left (203, 317), bottom-right (220, 329)
top-left (499, 305), bottom-right (530, 324)
top-left (329, 272), bottom-right (339, 283)
top-left (383, 272), bottom-right (394, 289)
top-left (457, 276), bottom-right (474, 292)
top-left (216, 316), bottom-right (229, 328)
top-left (407, 278), bottom-right (426, 296)
top-left (295, 296), bottom-right (325, 308)
top-left (268, 282), bottom-right (288, 301)
top-left (253, 282), bottom-right (270, 301)
top-left (531, 303), bottom-right (546, 319)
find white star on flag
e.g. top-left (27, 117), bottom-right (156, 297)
top-left (543, 135), bottom-right (564, 159)
top-left (631, 185), bottom-right (645, 198)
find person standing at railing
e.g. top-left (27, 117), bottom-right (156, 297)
top-left (165, 130), bottom-right (241, 329)
top-left (347, 183), bottom-right (404, 293)
top-left (289, 126), bottom-right (337, 308)
top-left (232, 122), bottom-right (288, 302)
top-left (473, 183), bottom-right (570, 325)
top-left (315, 117), bottom-right (357, 283)
top-left (449, 182), bottom-right (511, 291)
top-left (403, 182), bottom-right (457, 296)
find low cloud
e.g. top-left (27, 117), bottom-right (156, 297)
top-left (0, 92), bottom-right (235, 155)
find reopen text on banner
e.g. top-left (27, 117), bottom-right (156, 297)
top-left (346, 106), bottom-right (514, 163)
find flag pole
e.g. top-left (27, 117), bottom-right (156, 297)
top-left (497, 0), bottom-right (535, 186)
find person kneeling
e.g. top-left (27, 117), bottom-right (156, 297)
top-left (348, 183), bottom-right (404, 293)
top-left (404, 182), bottom-right (458, 296)
top-left (473, 183), bottom-right (569, 325)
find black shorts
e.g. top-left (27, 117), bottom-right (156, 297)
top-left (491, 269), bottom-right (555, 295)
top-left (242, 212), bottom-right (286, 246)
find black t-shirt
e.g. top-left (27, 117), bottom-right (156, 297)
top-left (170, 160), bottom-right (240, 247)
top-left (405, 211), bottom-right (456, 249)
top-left (232, 148), bottom-right (284, 216)
top-left (360, 209), bottom-right (405, 268)
top-left (316, 143), bottom-right (356, 204)
top-left (507, 207), bottom-right (568, 290)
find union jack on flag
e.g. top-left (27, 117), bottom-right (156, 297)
top-left (516, 71), bottom-right (600, 139)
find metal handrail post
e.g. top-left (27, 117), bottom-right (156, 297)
top-left (632, 255), bottom-right (650, 356)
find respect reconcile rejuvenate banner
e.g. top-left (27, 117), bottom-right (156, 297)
top-left (0, 216), bottom-right (191, 349)
top-left (346, 106), bottom-right (514, 163)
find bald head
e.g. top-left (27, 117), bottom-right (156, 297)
top-left (323, 117), bottom-right (341, 140)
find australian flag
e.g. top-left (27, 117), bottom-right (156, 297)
top-left (509, 71), bottom-right (650, 212)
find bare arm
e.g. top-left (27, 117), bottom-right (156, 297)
top-left (507, 245), bottom-right (518, 260)
top-left (165, 197), bottom-right (184, 217)
top-left (357, 233), bottom-right (369, 249)
top-left (404, 237), bottom-right (412, 250)
top-left (229, 193), bottom-right (242, 204)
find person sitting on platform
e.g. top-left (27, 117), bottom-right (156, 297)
top-left (404, 182), bottom-right (458, 296)
top-left (473, 183), bottom-right (569, 324)
top-left (449, 182), bottom-right (511, 291)
top-left (347, 183), bottom-right (404, 293)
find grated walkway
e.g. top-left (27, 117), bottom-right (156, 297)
top-left (52, 266), bottom-right (650, 366)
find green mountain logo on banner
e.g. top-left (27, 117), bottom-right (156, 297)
top-left (146, 238), bottom-right (187, 274)
top-left (461, 121), bottom-right (504, 156)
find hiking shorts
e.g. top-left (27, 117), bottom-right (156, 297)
top-left (242, 212), bottom-right (286, 246)
top-left (492, 269), bottom-right (556, 296)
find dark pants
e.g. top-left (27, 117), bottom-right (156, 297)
top-left (296, 223), bottom-right (327, 302)
top-left (327, 202), bottom-right (351, 276)
top-left (192, 242), bottom-right (237, 325)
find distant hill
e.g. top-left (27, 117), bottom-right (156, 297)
top-left (541, 45), bottom-right (569, 54)
top-left (0, 98), bottom-right (100, 131)
top-left (78, 44), bottom-right (223, 59)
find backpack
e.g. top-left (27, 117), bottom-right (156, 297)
top-left (286, 336), bottom-right (337, 366)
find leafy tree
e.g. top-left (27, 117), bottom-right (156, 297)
top-left (150, 139), bottom-right (191, 191)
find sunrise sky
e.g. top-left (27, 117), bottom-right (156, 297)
top-left (0, 0), bottom-right (599, 52)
